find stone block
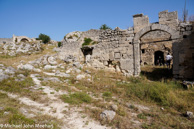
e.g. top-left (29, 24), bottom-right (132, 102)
top-left (119, 43), bottom-right (130, 47)
top-left (183, 31), bottom-right (192, 36)
top-left (114, 52), bottom-right (121, 59)
top-left (109, 52), bottom-right (114, 60)
top-left (103, 61), bottom-right (108, 66)
top-left (120, 59), bottom-right (134, 71)
top-left (122, 54), bottom-right (127, 59)
top-left (126, 37), bottom-right (133, 42)
top-left (101, 53), bottom-right (109, 60)
top-left (159, 10), bottom-right (178, 21)
top-left (171, 33), bottom-right (181, 39)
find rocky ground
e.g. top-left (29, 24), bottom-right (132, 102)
top-left (0, 43), bottom-right (193, 129)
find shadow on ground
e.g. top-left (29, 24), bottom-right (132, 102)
top-left (141, 66), bottom-right (173, 81)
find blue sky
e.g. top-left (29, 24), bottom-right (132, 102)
top-left (0, 0), bottom-right (194, 41)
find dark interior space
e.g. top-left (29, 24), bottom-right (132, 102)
top-left (154, 51), bottom-right (164, 66)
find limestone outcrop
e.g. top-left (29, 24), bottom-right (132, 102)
top-left (1, 41), bottom-right (42, 56)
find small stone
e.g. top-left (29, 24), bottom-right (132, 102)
top-left (44, 77), bottom-right (60, 82)
top-left (17, 74), bottom-right (25, 78)
top-left (4, 66), bottom-right (15, 74)
top-left (44, 65), bottom-right (57, 70)
top-left (73, 62), bottom-right (83, 69)
top-left (111, 104), bottom-right (118, 111)
top-left (66, 68), bottom-right (72, 74)
top-left (100, 110), bottom-right (116, 121)
top-left (0, 73), bottom-right (9, 81)
top-left (4, 111), bottom-right (9, 115)
top-left (17, 64), bottom-right (34, 71)
top-left (75, 69), bottom-right (81, 73)
top-left (76, 74), bottom-right (85, 80)
top-left (85, 70), bottom-right (91, 74)
top-left (185, 111), bottom-right (193, 118)
top-left (0, 107), bottom-right (4, 110)
top-left (33, 68), bottom-right (41, 72)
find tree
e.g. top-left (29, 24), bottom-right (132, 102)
top-left (100, 24), bottom-right (112, 30)
top-left (38, 33), bottom-right (51, 44)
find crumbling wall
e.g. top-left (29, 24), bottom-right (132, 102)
top-left (59, 10), bottom-right (193, 78)
top-left (13, 35), bottom-right (34, 43)
top-left (89, 27), bottom-right (135, 76)
top-left (58, 41), bottom-right (84, 62)
top-left (159, 10), bottom-right (178, 30)
top-left (133, 14), bottom-right (149, 33)
top-left (173, 32), bottom-right (194, 80)
top-left (60, 29), bottom-right (101, 62)
top-left (179, 23), bottom-right (193, 37)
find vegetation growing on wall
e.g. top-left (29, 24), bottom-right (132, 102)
top-left (82, 38), bottom-right (98, 47)
top-left (58, 42), bottom-right (62, 47)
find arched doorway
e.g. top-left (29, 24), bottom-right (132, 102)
top-left (20, 38), bottom-right (29, 42)
top-left (154, 51), bottom-right (164, 66)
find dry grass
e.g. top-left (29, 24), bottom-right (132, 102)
top-left (71, 67), bottom-right (194, 129)
top-left (0, 92), bottom-right (60, 129)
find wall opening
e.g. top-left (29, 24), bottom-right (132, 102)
top-left (141, 49), bottom-right (145, 54)
top-left (154, 51), bottom-right (164, 66)
top-left (20, 38), bottom-right (29, 42)
top-left (81, 47), bottom-right (93, 63)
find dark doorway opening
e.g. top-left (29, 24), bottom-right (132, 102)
top-left (21, 38), bottom-right (29, 42)
top-left (81, 46), bottom-right (93, 63)
top-left (154, 51), bottom-right (164, 66)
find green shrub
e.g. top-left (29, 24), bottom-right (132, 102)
top-left (103, 92), bottom-right (112, 98)
top-left (58, 42), bottom-right (62, 47)
top-left (137, 113), bottom-right (147, 119)
top-left (61, 92), bottom-right (92, 104)
top-left (73, 34), bottom-right (78, 38)
top-left (0, 77), bottom-right (34, 93)
top-left (37, 33), bottom-right (51, 44)
top-left (100, 24), bottom-right (112, 30)
top-left (82, 38), bottom-right (92, 47)
top-left (67, 36), bottom-right (73, 39)
top-left (124, 78), bottom-right (192, 110)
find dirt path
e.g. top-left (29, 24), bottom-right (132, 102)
top-left (0, 74), bottom-right (109, 129)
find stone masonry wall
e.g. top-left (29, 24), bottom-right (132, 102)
top-left (173, 32), bottom-right (194, 80)
top-left (59, 10), bottom-right (193, 78)
top-left (159, 10), bottom-right (178, 30)
top-left (133, 14), bottom-right (149, 33)
top-left (90, 27), bottom-right (135, 76)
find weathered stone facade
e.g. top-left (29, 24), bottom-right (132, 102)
top-left (173, 32), bottom-right (194, 80)
top-left (13, 34), bottom-right (36, 43)
top-left (60, 10), bottom-right (193, 77)
top-left (90, 27), bottom-right (135, 76)
top-left (0, 34), bottom-right (36, 44)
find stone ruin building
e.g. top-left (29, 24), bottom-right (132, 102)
top-left (0, 35), bottom-right (41, 56)
top-left (0, 34), bottom-right (36, 44)
top-left (60, 10), bottom-right (193, 79)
